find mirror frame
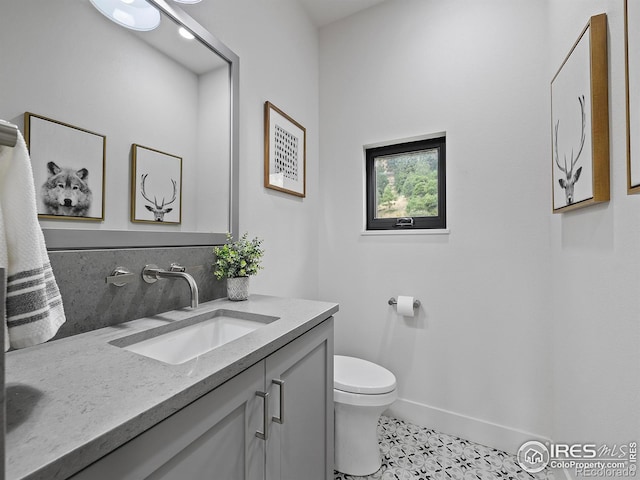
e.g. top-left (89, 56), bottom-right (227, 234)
top-left (43, 0), bottom-right (239, 250)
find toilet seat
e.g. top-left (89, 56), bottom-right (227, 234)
top-left (334, 387), bottom-right (397, 406)
top-left (334, 355), bottom-right (397, 395)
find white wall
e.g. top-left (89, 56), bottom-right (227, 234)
top-left (318, 0), bottom-right (640, 457)
top-left (187, 0), bottom-right (321, 299)
top-left (318, 0), bottom-right (554, 452)
top-left (197, 66), bottom-right (231, 233)
top-left (548, 0), bottom-right (640, 453)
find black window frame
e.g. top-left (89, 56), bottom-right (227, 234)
top-left (365, 136), bottom-right (446, 231)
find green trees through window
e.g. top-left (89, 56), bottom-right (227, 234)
top-left (375, 149), bottom-right (439, 218)
top-left (365, 135), bottom-right (446, 230)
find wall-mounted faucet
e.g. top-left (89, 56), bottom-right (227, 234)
top-left (142, 263), bottom-right (199, 309)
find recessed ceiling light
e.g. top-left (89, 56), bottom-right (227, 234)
top-left (90, 0), bottom-right (161, 31)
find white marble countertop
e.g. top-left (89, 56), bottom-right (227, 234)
top-left (5, 295), bottom-right (339, 480)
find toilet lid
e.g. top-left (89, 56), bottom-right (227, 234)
top-left (334, 355), bottom-right (397, 394)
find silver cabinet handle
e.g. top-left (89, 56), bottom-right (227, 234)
top-left (272, 379), bottom-right (284, 424)
top-left (255, 391), bottom-right (269, 440)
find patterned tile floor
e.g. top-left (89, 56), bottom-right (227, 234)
top-left (334, 416), bottom-right (555, 480)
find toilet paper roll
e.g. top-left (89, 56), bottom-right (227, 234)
top-left (397, 296), bottom-right (415, 317)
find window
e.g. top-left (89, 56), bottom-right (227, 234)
top-left (365, 135), bottom-right (446, 231)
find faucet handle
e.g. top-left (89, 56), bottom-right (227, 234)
top-left (106, 267), bottom-right (135, 287)
top-left (169, 263), bottom-right (186, 272)
top-left (142, 264), bottom-right (160, 284)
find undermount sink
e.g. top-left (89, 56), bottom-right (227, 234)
top-left (110, 309), bottom-right (278, 365)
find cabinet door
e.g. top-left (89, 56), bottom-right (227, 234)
top-left (265, 318), bottom-right (334, 480)
top-left (70, 362), bottom-right (266, 480)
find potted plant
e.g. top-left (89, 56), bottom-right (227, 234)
top-left (213, 232), bottom-right (264, 301)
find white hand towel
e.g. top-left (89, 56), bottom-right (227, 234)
top-left (0, 129), bottom-right (66, 351)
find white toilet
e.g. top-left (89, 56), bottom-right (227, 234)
top-left (334, 355), bottom-right (397, 476)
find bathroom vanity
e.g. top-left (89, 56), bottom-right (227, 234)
top-left (5, 295), bottom-right (337, 480)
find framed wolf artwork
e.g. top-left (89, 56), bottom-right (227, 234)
top-left (550, 14), bottom-right (609, 213)
top-left (25, 113), bottom-right (106, 221)
top-left (131, 144), bottom-right (182, 224)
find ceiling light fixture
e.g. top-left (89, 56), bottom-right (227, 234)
top-left (178, 27), bottom-right (195, 40)
top-left (172, 0), bottom-right (203, 4)
top-left (89, 0), bottom-right (161, 31)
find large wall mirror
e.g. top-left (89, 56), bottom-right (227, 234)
top-left (0, 0), bottom-right (238, 248)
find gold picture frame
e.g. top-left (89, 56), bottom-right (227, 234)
top-left (131, 144), bottom-right (182, 224)
top-left (625, 0), bottom-right (640, 194)
top-left (264, 101), bottom-right (306, 197)
top-left (25, 112), bottom-right (106, 221)
top-left (550, 14), bottom-right (609, 213)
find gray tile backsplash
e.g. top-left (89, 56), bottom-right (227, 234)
top-left (48, 246), bottom-right (226, 340)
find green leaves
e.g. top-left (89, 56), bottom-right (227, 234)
top-left (213, 233), bottom-right (264, 280)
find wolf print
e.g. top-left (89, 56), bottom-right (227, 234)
top-left (41, 161), bottom-right (92, 217)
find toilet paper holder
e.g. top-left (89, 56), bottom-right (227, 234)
top-left (388, 297), bottom-right (421, 309)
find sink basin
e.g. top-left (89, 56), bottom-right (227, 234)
top-left (110, 309), bottom-right (278, 365)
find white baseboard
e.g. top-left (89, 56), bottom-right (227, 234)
top-left (385, 397), bottom-right (551, 455)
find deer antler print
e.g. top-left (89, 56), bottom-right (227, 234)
top-left (554, 95), bottom-right (586, 205)
top-left (140, 174), bottom-right (177, 221)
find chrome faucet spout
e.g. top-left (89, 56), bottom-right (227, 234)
top-left (142, 264), bottom-right (199, 309)
top-left (156, 270), bottom-right (199, 309)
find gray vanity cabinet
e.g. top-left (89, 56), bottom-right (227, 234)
top-left (70, 317), bottom-right (334, 480)
top-left (265, 319), bottom-right (334, 480)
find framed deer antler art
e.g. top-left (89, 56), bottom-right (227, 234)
top-left (131, 144), bottom-right (182, 224)
top-left (551, 13), bottom-right (609, 213)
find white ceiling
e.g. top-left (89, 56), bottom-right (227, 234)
top-left (296, 0), bottom-right (387, 27)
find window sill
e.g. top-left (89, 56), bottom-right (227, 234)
top-left (361, 229), bottom-right (450, 236)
